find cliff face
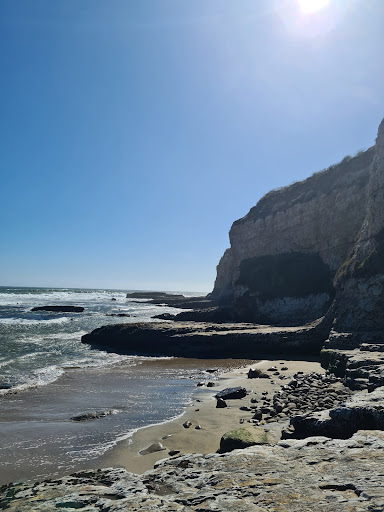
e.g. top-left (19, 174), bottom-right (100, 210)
top-left (212, 138), bottom-right (377, 326)
top-left (331, 119), bottom-right (384, 343)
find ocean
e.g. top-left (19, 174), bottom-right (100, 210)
top-left (0, 286), bottom-right (247, 484)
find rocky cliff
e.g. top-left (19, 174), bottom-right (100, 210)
top-left (212, 130), bottom-right (379, 328)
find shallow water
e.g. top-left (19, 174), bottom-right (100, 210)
top-left (0, 286), bottom-right (254, 484)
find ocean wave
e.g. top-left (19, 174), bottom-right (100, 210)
top-left (0, 289), bottom-right (128, 307)
top-left (0, 365), bottom-right (65, 396)
top-left (0, 317), bottom-right (71, 326)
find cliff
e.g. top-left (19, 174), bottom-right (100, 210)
top-left (212, 133), bottom-right (379, 329)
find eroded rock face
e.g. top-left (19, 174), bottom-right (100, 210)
top-left (211, 148), bottom-right (374, 325)
top-left (332, 119), bottom-right (384, 340)
top-left (3, 432), bottom-right (384, 511)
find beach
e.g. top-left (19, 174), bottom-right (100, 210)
top-left (99, 357), bottom-right (324, 474)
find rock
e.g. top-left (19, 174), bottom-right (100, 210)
top-left (139, 442), bottom-right (166, 455)
top-left (173, 306), bottom-right (234, 323)
top-left (183, 421), bottom-right (192, 428)
top-left (70, 410), bottom-right (115, 421)
top-left (31, 306), bottom-right (84, 313)
top-left (285, 387), bottom-right (384, 440)
top-left (81, 322), bottom-right (328, 358)
top-left (168, 450), bottom-right (180, 456)
top-left (247, 368), bottom-right (270, 379)
top-left (196, 382), bottom-right (205, 387)
top-left (151, 313), bottom-right (176, 320)
top-left (211, 142), bottom-right (375, 327)
top-left (4, 431), bottom-right (384, 511)
top-left (111, 298), bottom-right (117, 301)
top-left (216, 398), bottom-right (227, 408)
top-left (218, 428), bottom-right (257, 453)
top-left (215, 387), bottom-right (247, 400)
top-left (106, 313), bottom-right (131, 317)
top-left (195, 425), bottom-right (202, 430)
top-left (206, 381), bottom-right (215, 387)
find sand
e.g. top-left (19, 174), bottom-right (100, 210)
top-left (99, 357), bottom-right (324, 474)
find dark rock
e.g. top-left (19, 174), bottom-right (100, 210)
top-left (215, 387), bottom-right (247, 400)
top-left (81, 321), bottom-right (327, 358)
top-left (206, 382), bottom-right (215, 387)
top-left (216, 398), bottom-right (227, 408)
top-left (183, 421), bottom-right (192, 429)
top-left (32, 306), bottom-right (84, 313)
top-left (173, 306), bottom-right (233, 323)
top-left (151, 313), bottom-right (176, 321)
top-left (248, 368), bottom-right (270, 379)
top-left (168, 450), bottom-right (180, 456)
top-left (70, 410), bottom-right (115, 422)
top-left (111, 298), bottom-right (117, 301)
top-left (106, 313), bottom-right (131, 317)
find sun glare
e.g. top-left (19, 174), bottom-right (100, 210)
top-left (297, 0), bottom-right (330, 13)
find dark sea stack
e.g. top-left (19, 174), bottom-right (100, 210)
top-left (31, 306), bottom-right (84, 313)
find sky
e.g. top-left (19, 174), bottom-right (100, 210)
top-left (0, 0), bottom-right (383, 292)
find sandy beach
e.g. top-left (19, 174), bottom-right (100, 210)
top-left (99, 356), bottom-right (324, 474)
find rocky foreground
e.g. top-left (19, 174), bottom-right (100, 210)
top-left (2, 430), bottom-right (384, 511)
top-left (3, 349), bottom-right (384, 511)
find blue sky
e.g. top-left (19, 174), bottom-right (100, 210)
top-left (1, 0), bottom-right (383, 292)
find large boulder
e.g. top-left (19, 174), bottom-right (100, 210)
top-left (215, 387), bottom-right (247, 400)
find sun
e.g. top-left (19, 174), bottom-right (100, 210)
top-left (297, 0), bottom-right (330, 13)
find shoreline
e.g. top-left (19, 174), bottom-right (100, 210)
top-left (98, 356), bottom-right (325, 474)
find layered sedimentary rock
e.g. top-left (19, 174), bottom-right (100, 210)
top-left (212, 145), bottom-right (376, 326)
top-left (4, 432), bottom-right (384, 511)
top-left (81, 320), bottom-right (329, 357)
top-left (331, 120), bottom-right (384, 344)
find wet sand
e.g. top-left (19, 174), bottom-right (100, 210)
top-left (0, 357), bottom-right (257, 485)
top-left (99, 357), bottom-right (324, 474)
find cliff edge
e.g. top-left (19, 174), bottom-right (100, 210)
top-left (211, 121), bottom-right (383, 341)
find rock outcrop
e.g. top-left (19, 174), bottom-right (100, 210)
top-left (81, 319), bottom-right (329, 357)
top-left (31, 306), bottom-right (84, 313)
top-left (3, 432), bottom-right (384, 511)
top-left (211, 144), bottom-right (376, 327)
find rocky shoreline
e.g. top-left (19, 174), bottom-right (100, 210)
top-left (2, 352), bottom-right (384, 511)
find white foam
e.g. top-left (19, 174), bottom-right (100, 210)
top-left (0, 317), bottom-right (71, 326)
top-left (0, 365), bottom-right (65, 396)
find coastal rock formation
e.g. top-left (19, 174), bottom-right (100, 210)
top-left (82, 320), bottom-right (329, 357)
top-left (211, 118), bottom-right (384, 342)
top-left (211, 147), bottom-right (374, 326)
top-left (3, 431), bottom-right (384, 511)
top-left (31, 306), bottom-right (84, 313)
